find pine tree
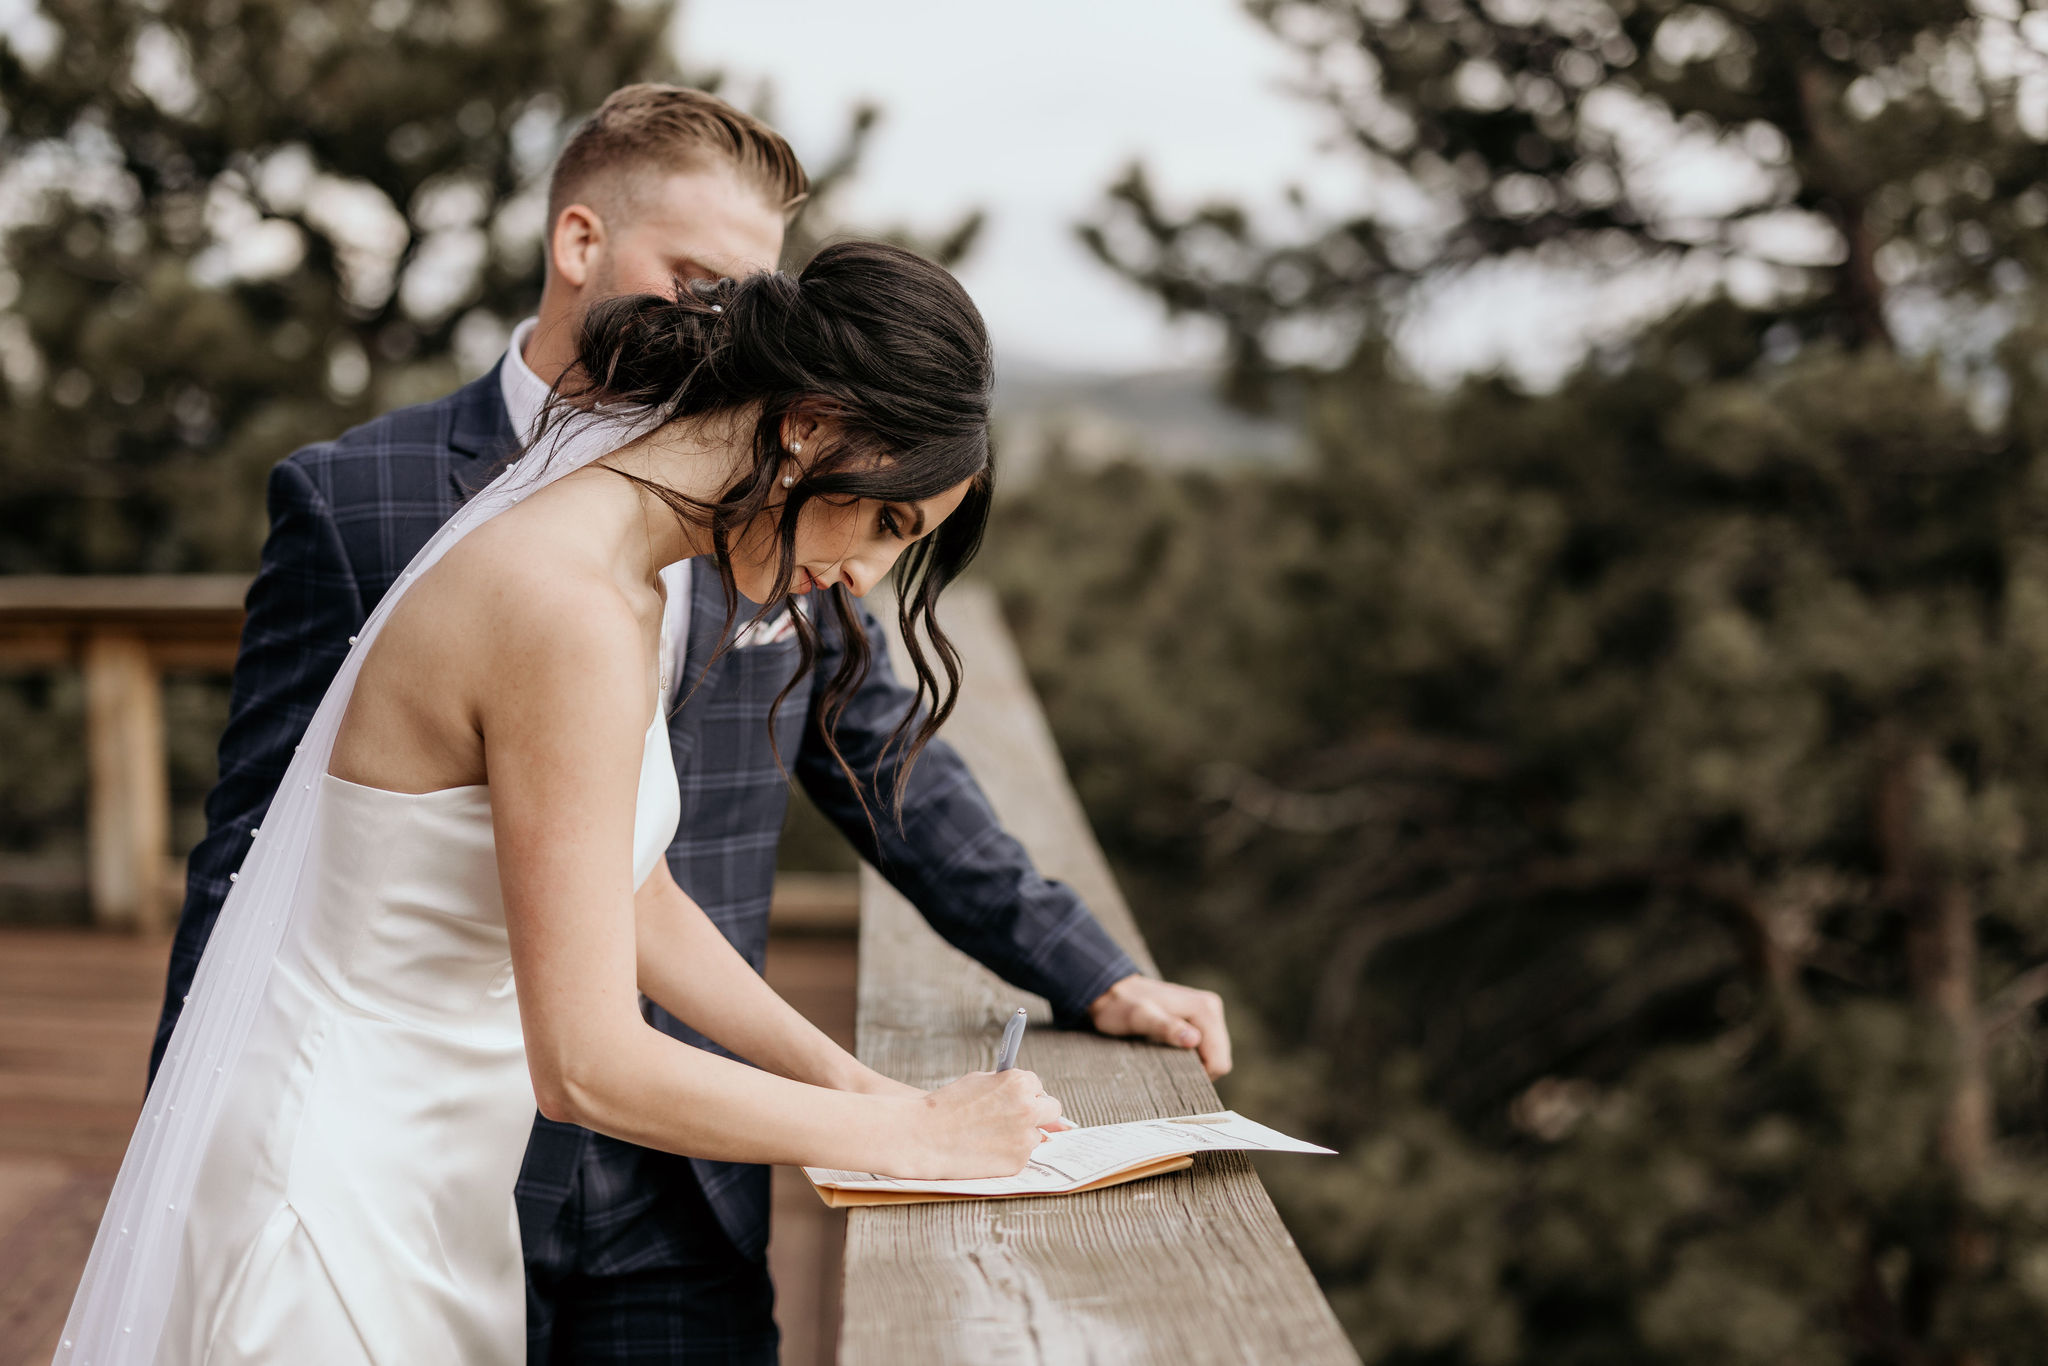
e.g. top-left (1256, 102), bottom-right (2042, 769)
top-left (1084, 0), bottom-right (2048, 387)
top-left (991, 3), bottom-right (2048, 1361)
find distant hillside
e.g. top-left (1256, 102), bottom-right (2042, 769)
top-left (991, 360), bottom-right (1303, 480)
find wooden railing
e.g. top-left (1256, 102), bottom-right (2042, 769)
top-left (0, 575), bottom-right (248, 931)
top-left (0, 575), bottom-right (872, 938)
top-left (849, 584), bottom-right (1356, 1365)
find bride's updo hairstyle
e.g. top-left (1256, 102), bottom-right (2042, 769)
top-left (562, 239), bottom-right (993, 812)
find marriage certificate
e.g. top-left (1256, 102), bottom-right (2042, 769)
top-left (803, 1110), bottom-right (1334, 1207)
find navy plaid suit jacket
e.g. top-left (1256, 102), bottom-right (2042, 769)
top-left (151, 367), bottom-right (1140, 1271)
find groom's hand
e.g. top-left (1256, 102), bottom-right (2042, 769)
top-left (1086, 975), bottom-right (1232, 1080)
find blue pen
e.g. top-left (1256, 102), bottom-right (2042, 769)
top-left (995, 1006), bottom-right (1027, 1072)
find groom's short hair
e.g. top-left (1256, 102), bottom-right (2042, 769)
top-left (549, 84), bottom-right (809, 225)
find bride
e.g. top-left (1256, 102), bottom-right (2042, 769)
top-left (56, 240), bottom-right (1063, 1365)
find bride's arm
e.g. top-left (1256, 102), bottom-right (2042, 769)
top-left (479, 581), bottom-right (1055, 1176)
top-left (631, 861), bottom-right (918, 1098)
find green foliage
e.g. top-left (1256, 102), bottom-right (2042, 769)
top-left (995, 2), bottom-right (2048, 1361)
top-left (1084, 0), bottom-right (2048, 393)
top-left (992, 322), bottom-right (2048, 1364)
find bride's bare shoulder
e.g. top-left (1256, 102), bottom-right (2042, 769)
top-left (428, 527), bottom-right (645, 699)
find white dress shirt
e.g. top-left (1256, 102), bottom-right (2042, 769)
top-left (499, 318), bottom-right (694, 707)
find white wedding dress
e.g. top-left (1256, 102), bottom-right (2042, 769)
top-left (151, 703), bottom-right (680, 1366)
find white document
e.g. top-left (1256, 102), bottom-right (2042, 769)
top-left (803, 1110), bottom-right (1335, 1198)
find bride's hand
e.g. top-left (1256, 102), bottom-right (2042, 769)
top-left (891, 1070), bottom-right (1065, 1179)
top-left (844, 1065), bottom-right (1071, 1132)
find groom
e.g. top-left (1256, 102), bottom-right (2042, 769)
top-left (151, 84), bottom-right (1231, 1364)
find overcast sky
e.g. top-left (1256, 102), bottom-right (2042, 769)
top-left (679, 0), bottom-right (1352, 376)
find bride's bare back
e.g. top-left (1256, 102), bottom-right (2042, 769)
top-left (326, 466), bottom-right (668, 796)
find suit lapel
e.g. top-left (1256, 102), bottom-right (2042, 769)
top-left (668, 560), bottom-right (738, 766)
top-left (445, 361), bottom-right (518, 510)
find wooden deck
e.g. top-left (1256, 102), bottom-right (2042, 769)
top-left (0, 921), bottom-right (857, 1366)
top-left (0, 931), bottom-right (162, 1364)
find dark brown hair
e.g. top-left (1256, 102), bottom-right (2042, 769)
top-left (553, 239), bottom-right (993, 816)
top-left (548, 84), bottom-right (809, 223)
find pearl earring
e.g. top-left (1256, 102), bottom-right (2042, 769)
top-left (781, 474), bottom-right (795, 488)
top-left (789, 440), bottom-right (803, 454)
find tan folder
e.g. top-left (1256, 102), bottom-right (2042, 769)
top-left (809, 1153), bottom-right (1196, 1208)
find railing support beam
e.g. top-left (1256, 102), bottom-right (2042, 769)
top-left (81, 631), bottom-right (167, 933)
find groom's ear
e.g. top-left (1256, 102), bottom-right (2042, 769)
top-left (549, 203), bottom-right (608, 290)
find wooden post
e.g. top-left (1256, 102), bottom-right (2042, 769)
top-left (0, 577), bottom-right (248, 932)
top-left (81, 631), bottom-right (167, 933)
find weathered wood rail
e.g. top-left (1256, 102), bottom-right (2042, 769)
top-left (847, 584), bottom-right (1356, 1364)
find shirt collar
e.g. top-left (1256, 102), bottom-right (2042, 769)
top-left (498, 317), bottom-right (552, 447)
